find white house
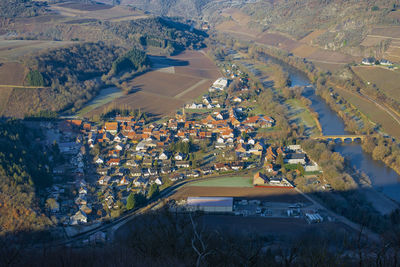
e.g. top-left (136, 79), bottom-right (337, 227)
top-left (79, 187), bottom-right (87, 195)
top-left (98, 176), bottom-right (111, 185)
top-left (362, 57), bottom-right (375, 65)
top-left (115, 144), bottom-right (124, 151)
top-left (380, 59), bottom-right (393, 66)
top-left (284, 153), bottom-right (306, 165)
top-left (233, 97), bottom-right (242, 103)
top-left (158, 152), bottom-right (169, 160)
top-left (95, 157), bottom-right (104, 164)
top-left (174, 153), bottom-right (185, 161)
top-left (70, 210), bottom-right (87, 225)
top-left (155, 177), bottom-right (163, 185)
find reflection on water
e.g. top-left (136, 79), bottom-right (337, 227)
top-left (262, 55), bottom-right (400, 202)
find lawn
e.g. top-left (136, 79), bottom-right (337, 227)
top-left (191, 176), bottom-right (253, 187)
top-left (75, 87), bottom-right (123, 117)
top-left (286, 98), bottom-right (320, 136)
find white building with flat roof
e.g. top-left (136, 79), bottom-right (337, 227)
top-left (186, 197), bottom-right (233, 212)
top-left (209, 77), bottom-right (228, 92)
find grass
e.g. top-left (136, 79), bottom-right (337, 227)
top-left (286, 98), bottom-right (319, 136)
top-left (191, 176), bottom-right (253, 187)
top-left (75, 87), bottom-right (123, 117)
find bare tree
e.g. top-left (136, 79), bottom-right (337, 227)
top-left (189, 213), bottom-right (211, 267)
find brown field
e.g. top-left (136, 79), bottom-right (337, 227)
top-left (254, 31), bottom-right (356, 65)
top-left (86, 50), bottom-right (220, 118)
top-left (313, 61), bottom-right (345, 72)
top-left (388, 10), bottom-right (400, 20)
top-left (307, 49), bottom-right (357, 64)
top-left (173, 185), bottom-right (307, 203)
top-left (256, 32), bottom-right (301, 52)
top-left (216, 21), bottom-right (258, 38)
top-left (299, 29), bottom-right (327, 44)
top-left (0, 87), bottom-right (14, 115)
top-left (0, 62), bottom-right (26, 86)
top-left (0, 39), bottom-right (73, 61)
top-left (334, 86), bottom-right (400, 139)
top-left (352, 66), bottom-right (400, 102)
top-left (384, 40), bottom-right (400, 63)
top-left (360, 35), bottom-right (387, 47)
top-left (129, 72), bottom-right (203, 97)
top-left (50, 4), bottom-right (147, 21)
top-left (371, 26), bottom-right (400, 38)
top-left (57, 2), bottom-right (113, 11)
top-left (292, 44), bottom-right (319, 58)
top-left (222, 8), bottom-right (252, 26)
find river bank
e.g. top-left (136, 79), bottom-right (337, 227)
top-left (275, 56), bottom-right (400, 205)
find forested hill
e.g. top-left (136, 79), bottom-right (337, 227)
top-left (0, 0), bottom-right (47, 18)
top-left (0, 120), bottom-right (52, 234)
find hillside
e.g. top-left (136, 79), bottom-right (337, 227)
top-left (0, 6), bottom-right (207, 117)
top-left (0, 120), bottom-right (52, 234)
top-left (117, 0), bottom-right (212, 17)
top-left (0, 0), bottom-right (47, 18)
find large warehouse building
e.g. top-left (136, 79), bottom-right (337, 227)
top-left (186, 197), bottom-right (233, 212)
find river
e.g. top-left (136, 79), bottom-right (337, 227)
top-left (276, 59), bottom-right (400, 202)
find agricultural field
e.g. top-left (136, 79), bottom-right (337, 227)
top-left (299, 30), bottom-right (327, 45)
top-left (85, 50), bottom-right (221, 118)
top-left (49, 3), bottom-right (148, 21)
top-left (352, 66), bottom-right (400, 103)
top-left (333, 86), bottom-right (400, 139)
top-left (0, 87), bottom-right (14, 114)
top-left (173, 185), bottom-right (306, 203)
top-left (0, 62), bottom-right (26, 86)
top-left (0, 39), bottom-right (74, 61)
top-left (215, 18), bottom-right (356, 68)
top-left (191, 176), bottom-right (253, 187)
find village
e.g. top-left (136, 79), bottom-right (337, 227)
top-left (40, 63), bottom-right (321, 228)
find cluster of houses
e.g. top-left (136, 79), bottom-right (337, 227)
top-left (253, 144), bottom-right (320, 187)
top-left (361, 57), bottom-right (393, 66)
top-left (45, 65), bottom-right (324, 226)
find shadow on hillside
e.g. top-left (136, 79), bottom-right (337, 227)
top-left (149, 55), bottom-right (189, 69)
top-left (2, 198), bottom-right (400, 267)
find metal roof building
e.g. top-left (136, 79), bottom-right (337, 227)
top-left (186, 197), bottom-right (233, 212)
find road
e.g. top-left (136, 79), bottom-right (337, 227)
top-left (52, 170), bottom-right (382, 247)
top-left (0, 84), bottom-right (48, 89)
top-left (52, 173), bottom-right (249, 247)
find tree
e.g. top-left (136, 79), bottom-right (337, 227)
top-left (148, 184), bottom-right (159, 199)
top-left (126, 193), bottom-right (135, 210)
top-left (45, 198), bottom-right (58, 211)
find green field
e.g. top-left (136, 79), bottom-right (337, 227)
top-left (75, 86), bottom-right (123, 117)
top-left (191, 176), bottom-right (253, 187)
top-left (286, 99), bottom-right (320, 136)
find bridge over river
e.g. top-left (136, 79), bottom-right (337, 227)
top-left (312, 135), bottom-right (366, 142)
